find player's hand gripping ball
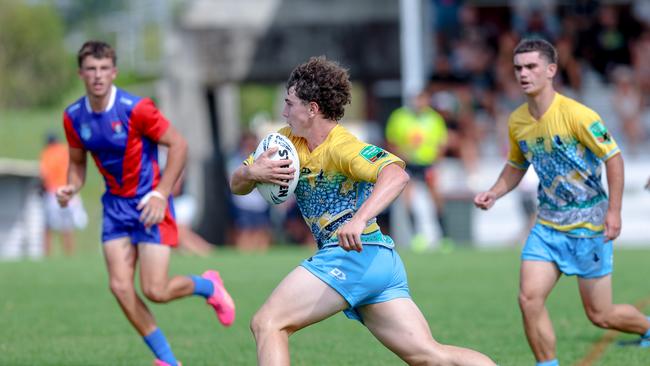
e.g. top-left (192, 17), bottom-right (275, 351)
top-left (254, 133), bottom-right (300, 204)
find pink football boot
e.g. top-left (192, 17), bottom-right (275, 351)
top-left (202, 270), bottom-right (236, 326)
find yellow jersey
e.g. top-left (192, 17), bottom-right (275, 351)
top-left (507, 93), bottom-right (620, 237)
top-left (246, 124), bottom-right (404, 248)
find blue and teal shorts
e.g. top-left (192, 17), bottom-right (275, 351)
top-left (301, 245), bottom-right (411, 322)
top-left (521, 223), bottom-right (613, 278)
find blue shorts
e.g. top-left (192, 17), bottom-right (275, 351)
top-left (521, 223), bottom-right (613, 278)
top-left (101, 193), bottom-right (178, 246)
top-left (301, 245), bottom-right (410, 322)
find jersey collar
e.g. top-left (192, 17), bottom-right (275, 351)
top-left (84, 85), bottom-right (116, 113)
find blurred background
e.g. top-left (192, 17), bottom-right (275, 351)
top-left (1, 0), bottom-right (649, 260)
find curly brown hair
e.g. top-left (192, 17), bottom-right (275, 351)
top-left (286, 56), bottom-right (351, 121)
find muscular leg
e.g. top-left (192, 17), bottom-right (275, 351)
top-left (138, 243), bottom-right (195, 303)
top-left (137, 243), bottom-right (201, 366)
top-left (250, 266), bottom-right (348, 366)
top-left (103, 238), bottom-right (157, 336)
top-left (359, 298), bottom-right (496, 366)
top-left (578, 275), bottom-right (650, 334)
top-left (519, 260), bottom-right (561, 362)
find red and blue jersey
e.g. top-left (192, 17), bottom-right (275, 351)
top-left (63, 86), bottom-right (177, 246)
top-left (63, 86), bottom-right (170, 198)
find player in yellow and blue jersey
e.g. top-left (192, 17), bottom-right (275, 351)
top-left (474, 38), bottom-right (650, 366)
top-left (231, 57), bottom-right (496, 365)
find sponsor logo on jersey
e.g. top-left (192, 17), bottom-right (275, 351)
top-left (80, 124), bottom-right (92, 140)
top-left (111, 121), bottom-right (126, 138)
top-left (360, 145), bottom-right (387, 163)
top-left (589, 121), bottom-right (612, 144)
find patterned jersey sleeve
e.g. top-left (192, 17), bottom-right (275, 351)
top-left (130, 98), bottom-right (171, 141)
top-left (331, 134), bottom-right (405, 183)
top-left (62, 111), bottom-right (83, 149)
top-left (572, 108), bottom-right (620, 161)
top-left (506, 116), bottom-right (529, 170)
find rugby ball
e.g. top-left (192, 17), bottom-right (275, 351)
top-left (253, 133), bottom-right (300, 204)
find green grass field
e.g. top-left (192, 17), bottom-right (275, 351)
top-left (2, 108), bottom-right (650, 365)
top-left (1, 247), bottom-right (649, 365)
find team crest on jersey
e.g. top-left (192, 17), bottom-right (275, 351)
top-left (359, 145), bottom-right (387, 163)
top-left (589, 121), bottom-right (611, 144)
top-left (111, 121), bottom-right (126, 138)
top-left (518, 140), bottom-right (528, 154)
top-left (80, 124), bottom-right (92, 140)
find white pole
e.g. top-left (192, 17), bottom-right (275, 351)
top-left (399, 0), bottom-right (425, 105)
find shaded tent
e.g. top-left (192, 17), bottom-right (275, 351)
top-left (0, 159), bottom-right (44, 260)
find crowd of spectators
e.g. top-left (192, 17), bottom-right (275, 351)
top-left (428, 0), bottom-right (650, 159)
top-left (226, 1), bottom-right (650, 250)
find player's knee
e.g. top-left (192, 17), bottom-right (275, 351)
top-left (250, 309), bottom-right (269, 337)
top-left (109, 279), bottom-right (135, 300)
top-left (403, 348), bottom-right (451, 366)
top-left (585, 308), bottom-right (610, 329)
top-left (142, 285), bottom-right (169, 303)
top-left (398, 341), bottom-right (452, 366)
top-left (518, 291), bottom-right (542, 312)
top-left (250, 309), bottom-right (291, 340)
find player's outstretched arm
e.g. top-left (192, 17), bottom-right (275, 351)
top-left (137, 125), bottom-right (188, 227)
top-left (604, 153), bottom-right (624, 241)
top-left (474, 164), bottom-right (526, 210)
top-left (230, 147), bottom-right (296, 195)
top-left (57, 147), bottom-right (87, 207)
top-left (337, 163), bottom-right (409, 252)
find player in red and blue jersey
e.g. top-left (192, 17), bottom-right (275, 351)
top-left (56, 41), bottom-right (235, 366)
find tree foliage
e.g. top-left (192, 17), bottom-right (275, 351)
top-left (59, 0), bottom-right (126, 29)
top-left (0, 0), bottom-right (74, 108)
